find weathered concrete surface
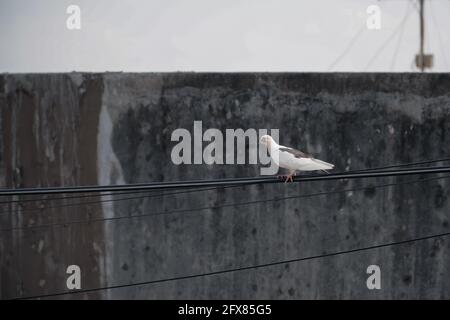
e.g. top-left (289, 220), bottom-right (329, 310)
top-left (0, 74), bottom-right (105, 299)
top-left (1, 73), bottom-right (450, 299)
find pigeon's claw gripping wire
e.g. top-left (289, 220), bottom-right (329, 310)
top-left (277, 174), bottom-right (294, 183)
top-left (285, 175), bottom-right (294, 183)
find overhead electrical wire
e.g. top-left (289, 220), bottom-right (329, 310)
top-left (327, 25), bottom-right (366, 71)
top-left (1, 159), bottom-right (449, 232)
top-left (2, 165), bottom-right (450, 197)
top-left (2, 173), bottom-right (449, 233)
top-left (0, 188), bottom-right (170, 205)
top-left (15, 229), bottom-right (450, 300)
top-left (0, 159), bottom-right (450, 220)
top-left (364, 3), bottom-right (414, 71)
top-left (4, 157), bottom-right (450, 298)
top-left (0, 185), bottom-right (239, 216)
top-left (341, 156), bottom-right (450, 172)
top-left (390, 1), bottom-right (410, 70)
top-left (1, 157), bottom-right (450, 205)
top-left (2, 158), bottom-right (449, 217)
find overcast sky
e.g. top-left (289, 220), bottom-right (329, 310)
top-left (0, 0), bottom-right (449, 73)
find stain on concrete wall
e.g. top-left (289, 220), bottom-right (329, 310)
top-left (0, 74), bottom-right (104, 299)
top-left (1, 73), bottom-right (450, 299)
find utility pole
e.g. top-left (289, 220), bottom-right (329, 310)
top-left (415, 0), bottom-right (433, 71)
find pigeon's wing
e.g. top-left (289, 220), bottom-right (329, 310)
top-left (279, 146), bottom-right (334, 170)
top-left (278, 147), bottom-right (313, 159)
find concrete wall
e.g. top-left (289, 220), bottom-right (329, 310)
top-left (1, 73), bottom-right (450, 299)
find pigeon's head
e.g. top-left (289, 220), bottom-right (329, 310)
top-left (260, 135), bottom-right (273, 146)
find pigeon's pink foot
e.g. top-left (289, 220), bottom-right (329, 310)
top-left (277, 174), bottom-right (294, 183)
top-left (285, 174), bottom-right (294, 183)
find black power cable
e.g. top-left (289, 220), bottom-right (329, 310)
top-left (2, 165), bottom-right (450, 196)
top-left (3, 161), bottom-right (448, 217)
top-left (3, 174), bottom-right (449, 233)
top-left (15, 229), bottom-right (450, 300)
top-left (2, 157), bottom-right (449, 204)
top-left (0, 185), bottom-right (239, 217)
top-left (348, 157), bottom-right (450, 172)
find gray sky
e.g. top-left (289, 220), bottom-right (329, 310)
top-left (1, 0), bottom-right (449, 72)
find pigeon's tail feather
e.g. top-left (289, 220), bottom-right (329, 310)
top-left (311, 158), bottom-right (334, 170)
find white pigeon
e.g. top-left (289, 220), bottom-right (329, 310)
top-left (260, 135), bottom-right (334, 182)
